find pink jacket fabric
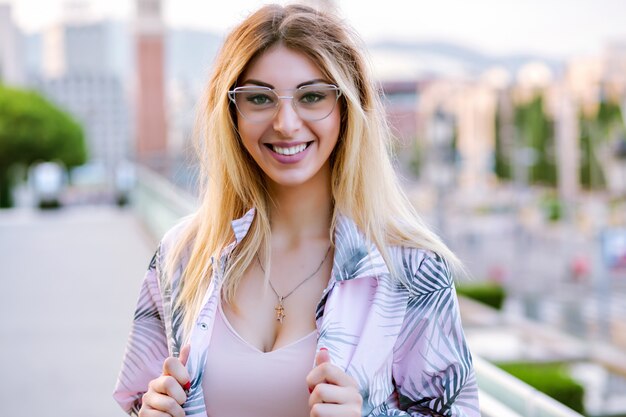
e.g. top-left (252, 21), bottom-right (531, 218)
top-left (114, 209), bottom-right (480, 416)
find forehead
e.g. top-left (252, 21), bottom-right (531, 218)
top-left (240, 45), bottom-right (326, 88)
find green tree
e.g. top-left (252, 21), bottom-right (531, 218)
top-left (514, 94), bottom-right (557, 187)
top-left (494, 99), bottom-right (512, 180)
top-left (579, 99), bottom-right (623, 189)
top-left (408, 137), bottom-right (423, 178)
top-left (579, 115), bottom-right (606, 189)
top-left (597, 99), bottom-right (624, 135)
top-left (0, 85), bottom-right (87, 207)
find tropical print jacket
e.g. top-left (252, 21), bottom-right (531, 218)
top-left (113, 209), bottom-right (480, 416)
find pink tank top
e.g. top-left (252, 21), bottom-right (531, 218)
top-left (202, 302), bottom-right (317, 417)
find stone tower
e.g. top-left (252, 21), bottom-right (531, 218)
top-left (135, 0), bottom-right (167, 168)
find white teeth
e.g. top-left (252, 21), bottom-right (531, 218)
top-left (271, 143), bottom-right (308, 156)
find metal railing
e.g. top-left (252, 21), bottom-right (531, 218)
top-left (475, 356), bottom-right (584, 417)
top-left (133, 165), bottom-right (198, 241)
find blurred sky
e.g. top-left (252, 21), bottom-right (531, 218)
top-left (2, 0), bottom-right (626, 59)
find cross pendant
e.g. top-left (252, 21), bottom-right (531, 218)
top-left (275, 296), bottom-right (286, 324)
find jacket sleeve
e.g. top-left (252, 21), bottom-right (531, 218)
top-left (113, 247), bottom-right (170, 415)
top-left (385, 251), bottom-right (480, 417)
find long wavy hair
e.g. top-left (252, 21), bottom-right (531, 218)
top-left (166, 3), bottom-right (462, 337)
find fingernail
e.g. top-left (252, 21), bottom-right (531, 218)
top-left (319, 347), bottom-right (328, 352)
top-left (183, 381), bottom-right (191, 391)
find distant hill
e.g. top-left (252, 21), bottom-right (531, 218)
top-left (165, 33), bottom-right (567, 86)
top-left (368, 40), bottom-right (565, 80)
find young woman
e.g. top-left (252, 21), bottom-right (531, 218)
top-left (114, 3), bottom-right (479, 417)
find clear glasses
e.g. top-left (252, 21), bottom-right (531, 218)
top-left (228, 83), bottom-right (342, 123)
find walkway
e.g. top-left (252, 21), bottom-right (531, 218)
top-left (0, 206), bottom-right (155, 417)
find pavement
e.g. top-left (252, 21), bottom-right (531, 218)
top-left (0, 206), bottom-right (155, 417)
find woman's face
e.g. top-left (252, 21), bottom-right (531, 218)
top-left (234, 45), bottom-right (341, 188)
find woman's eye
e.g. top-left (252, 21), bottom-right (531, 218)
top-left (247, 94), bottom-right (273, 105)
top-left (300, 92), bottom-right (325, 104)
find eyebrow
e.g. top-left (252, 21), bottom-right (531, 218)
top-left (240, 78), bottom-right (330, 89)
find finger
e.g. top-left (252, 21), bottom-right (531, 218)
top-left (142, 391), bottom-right (185, 417)
top-left (306, 362), bottom-right (358, 390)
top-left (162, 356), bottom-right (191, 388)
top-left (138, 403), bottom-right (173, 417)
top-left (315, 347), bottom-right (330, 366)
top-left (307, 347), bottom-right (337, 393)
top-left (148, 376), bottom-right (187, 405)
top-left (308, 383), bottom-right (361, 407)
top-left (179, 344), bottom-right (191, 367)
top-left (310, 402), bottom-right (360, 417)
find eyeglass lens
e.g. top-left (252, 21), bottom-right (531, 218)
top-left (231, 85), bottom-right (340, 122)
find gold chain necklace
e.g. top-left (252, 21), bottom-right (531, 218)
top-left (256, 245), bottom-right (332, 324)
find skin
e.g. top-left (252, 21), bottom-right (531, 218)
top-left (139, 345), bottom-right (190, 417)
top-left (307, 349), bottom-right (362, 417)
top-left (140, 44), bottom-right (362, 417)
top-left (235, 45), bottom-right (341, 189)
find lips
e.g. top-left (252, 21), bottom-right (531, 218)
top-left (263, 141), bottom-right (314, 164)
top-left (264, 141), bottom-right (313, 156)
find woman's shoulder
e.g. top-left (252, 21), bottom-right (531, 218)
top-left (388, 244), bottom-right (446, 269)
top-left (387, 244), bottom-right (453, 292)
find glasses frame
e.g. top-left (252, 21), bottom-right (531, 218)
top-left (228, 83), bottom-right (342, 123)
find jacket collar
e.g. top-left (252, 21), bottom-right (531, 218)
top-left (229, 208), bottom-right (390, 282)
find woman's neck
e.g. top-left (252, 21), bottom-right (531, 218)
top-left (266, 169), bottom-right (333, 246)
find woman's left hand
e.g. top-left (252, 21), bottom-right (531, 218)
top-left (306, 348), bottom-right (363, 417)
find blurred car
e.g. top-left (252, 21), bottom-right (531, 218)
top-left (30, 161), bottom-right (66, 209)
top-left (114, 162), bottom-right (136, 207)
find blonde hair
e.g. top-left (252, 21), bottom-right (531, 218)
top-left (166, 3), bottom-right (463, 336)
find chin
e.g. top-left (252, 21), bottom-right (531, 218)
top-left (269, 175), bottom-right (311, 188)
top-left (266, 169), bottom-right (319, 188)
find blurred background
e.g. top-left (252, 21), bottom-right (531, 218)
top-left (1, 0), bottom-right (626, 416)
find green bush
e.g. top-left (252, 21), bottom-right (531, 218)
top-left (540, 193), bottom-right (563, 222)
top-left (456, 283), bottom-right (506, 310)
top-left (498, 362), bottom-right (585, 414)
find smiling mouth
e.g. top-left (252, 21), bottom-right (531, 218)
top-left (265, 142), bottom-right (313, 156)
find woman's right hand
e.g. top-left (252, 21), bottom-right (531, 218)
top-left (139, 344), bottom-right (191, 417)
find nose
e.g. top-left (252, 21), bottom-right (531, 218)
top-left (272, 98), bottom-right (303, 136)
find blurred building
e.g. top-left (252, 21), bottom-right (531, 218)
top-left (0, 3), bottom-right (25, 85)
top-left (411, 47), bottom-right (626, 200)
top-left (13, 1), bottom-right (223, 182)
top-left (564, 47), bottom-right (626, 196)
top-left (566, 56), bottom-right (603, 118)
top-left (34, 15), bottom-right (134, 182)
top-left (552, 84), bottom-right (580, 202)
top-left (380, 80), bottom-right (420, 146)
top-left (417, 77), bottom-right (500, 195)
top-left (23, 32), bottom-right (43, 79)
top-left (32, 74), bottom-right (132, 177)
top-left (135, 0), bottom-right (168, 169)
top-left (603, 41), bottom-right (626, 101)
top-left (165, 29), bottom-right (220, 157)
top-left (42, 20), bottom-right (133, 83)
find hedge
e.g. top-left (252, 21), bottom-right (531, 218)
top-left (498, 362), bottom-right (585, 414)
top-left (455, 283), bottom-right (506, 310)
